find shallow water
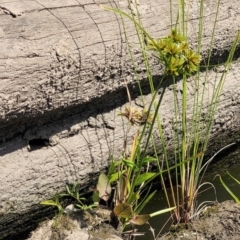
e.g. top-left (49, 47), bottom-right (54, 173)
top-left (134, 164), bottom-right (240, 240)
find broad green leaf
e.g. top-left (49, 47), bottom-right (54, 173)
top-left (150, 206), bottom-right (176, 217)
top-left (129, 214), bottom-right (150, 225)
top-left (97, 173), bottom-right (111, 201)
top-left (114, 203), bottom-right (132, 218)
top-left (135, 173), bottom-right (156, 186)
top-left (109, 170), bottom-right (126, 183)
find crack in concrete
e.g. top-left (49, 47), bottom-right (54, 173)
top-left (0, 6), bottom-right (20, 18)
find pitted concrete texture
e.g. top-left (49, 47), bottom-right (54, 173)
top-left (0, 0), bottom-right (240, 239)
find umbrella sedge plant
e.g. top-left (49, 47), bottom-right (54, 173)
top-left (101, 0), bottom-right (239, 233)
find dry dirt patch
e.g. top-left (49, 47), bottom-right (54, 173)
top-left (159, 200), bottom-right (240, 240)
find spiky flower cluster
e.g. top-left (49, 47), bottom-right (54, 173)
top-left (118, 106), bottom-right (153, 126)
top-left (148, 29), bottom-right (201, 76)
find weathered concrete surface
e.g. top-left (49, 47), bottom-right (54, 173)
top-left (0, 0), bottom-right (240, 140)
top-left (0, 0), bottom-right (240, 239)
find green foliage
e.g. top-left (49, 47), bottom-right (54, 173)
top-left (101, 0), bottom-right (239, 232)
top-left (113, 203), bottom-right (151, 226)
top-left (95, 133), bottom-right (175, 228)
top-left (41, 1), bottom-right (240, 238)
top-left (134, 173), bottom-right (156, 186)
top-left (40, 195), bottom-right (64, 214)
top-left (60, 182), bottom-right (98, 210)
top-left (41, 182), bottom-right (97, 215)
top-left (40, 196), bottom-right (76, 233)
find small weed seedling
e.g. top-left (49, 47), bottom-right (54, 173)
top-left (40, 182), bottom-right (97, 213)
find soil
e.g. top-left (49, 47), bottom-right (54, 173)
top-left (24, 200), bottom-right (240, 240)
top-left (157, 200), bottom-right (240, 240)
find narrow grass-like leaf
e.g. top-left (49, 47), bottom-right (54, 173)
top-left (100, 5), bottom-right (159, 52)
top-left (149, 206), bottom-right (176, 217)
top-left (142, 157), bottom-right (156, 165)
top-left (218, 175), bottom-right (240, 204)
top-left (130, 132), bottom-right (138, 162)
top-left (117, 175), bottom-right (127, 203)
top-left (88, 204), bottom-right (98, 209)
top-left (72, 182), bottom-right (78, 193)
top-left (66, 185), bottom-right (71, 195)
top-left (40, 200), bottom-right (59, 207)
top-left (75, 204), bottom-right (84, 210)
top-left (227, 172), bottom-right (240, 185)
top-left (40, 199), bottom-right (63, 213)
top-left (59, 193), bottom-right (69, 197)
top-left (135, 190), bottom-right (156, 215)
top-left (76, 191), bottom-right (80, 200)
